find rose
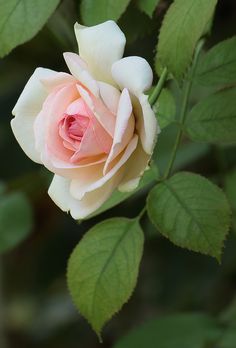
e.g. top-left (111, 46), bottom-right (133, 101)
top-left (11, 20), bottom-right (158, 219)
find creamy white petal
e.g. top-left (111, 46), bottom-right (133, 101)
top-left (111, 56), bottom-right (153, 95)
top-left (98, 81), bottom-right (121, 114)
top-left (48, 174), bottom-right (121, 219)
top-left (70, 135), bottom-right (138, 200)
top-left (132, 93), bottom-right (158, 154)
top-left (40, 72), bottom-right (76, 92)
top-left (118, 141), bottom-right (150, 192)
top-left (63, 52), bottom-right (99, 96)
top-left (74, 21), bottom-right (126, 85)
top-left (11, 67), bottom-right (58, 163)
top-left (104, 88), bottom-right (134, 174)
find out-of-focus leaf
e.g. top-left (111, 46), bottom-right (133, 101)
top-left (195, 37), bottom-right (236, 86)
top-left (219, 296), bottom-right (236, 347)
top-left (67, 218), bottom-right (144, 338)
top-left (0, 192), bottom-right (33, 253)
top-left (114, 313), bottom-right (221, 348)
top-left (156, 0), bottom-right (218, 80)
top-left (136, 0), bottom-right (160, 17)
top-left (154, 88), bottom-right (176, 129)
top-left (185, 87), bottom-right (236, 144)
top-left (0, 182), bottom-right (6, 196)
top-left (0, 0), bottom-right (60, 57)
top-left (118, 4), bottom-right (155, 44)
top-left (147, 172), bottom-right (231, 260)
top-left (225, 168), bottom-right (236, 211)
top-left (218, 328), bottom-right (236, 348)
top-left (153, 124), bottom-right (210, 175)
top-left (80, 0), bottom-right (131, 25)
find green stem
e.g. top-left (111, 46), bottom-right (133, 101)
top-left (163, 39), bottom-right (205, 179)
top-left (138, 206), bottom-right (147, 221)
top-left (149, 67), bottom-right (168, 106)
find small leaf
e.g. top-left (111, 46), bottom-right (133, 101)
top-left (0, 0), bottom-right (60, 57)
top-left (156, 0), bottom-right (218, 80)
top-left (147, 172), bottom-right (231, 260)
top-left (135, 0), bottom-right (160, 17)
top-left (114, 313), bottom-right (221, 348)
top-left (195, 36), bottom-right (236, 86)
top-left (154, 88), bottom-right (176, 129)
top-left (80, 0), bottom-right (131, 25)
top-left (0, 192), bottom-right (33, 253)
top-left (67, 218), bottom-right (144, 338)
top-left (185, 87), bottom-right (236, 144)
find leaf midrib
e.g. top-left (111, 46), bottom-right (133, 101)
top-left (90, 220), bottom-right (135, 325)
top-left (163, 180), bottom-right (215, 252)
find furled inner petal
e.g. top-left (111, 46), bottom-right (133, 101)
top-left (77, 84), bottom-right (116, 137)
top-left (57, 97), bottom-right (113, 163)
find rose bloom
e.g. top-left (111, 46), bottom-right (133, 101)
top-left (11, 21), bottom-right (158, 219)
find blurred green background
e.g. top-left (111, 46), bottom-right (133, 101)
top-left (0, 0), bottom-right (236, 347)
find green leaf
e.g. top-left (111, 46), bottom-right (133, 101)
top-left (156, 0), bottom-right (218, 80)
top-left (114, 313), bottom-right (221, 348)
top-left (67, 218), bottom-right (144, 338)
top-left (154, 88), bottom-right (176, 129)
top-left (87, 167), bottom-right (156, 219)
top-left (225, 168), bottom-right (236, 211)
top-left (195, 37), bottom-right (236, 86)
top-left (0, 0), bottom-right (60, 58)
top-left (185, 87), bottom-right (236, 144)
top-left (135, 0), bottom-right (160, 17)
top-left (0, 182), bottom-right (6, 196)
top-left (0, 192), bottom-right (33, 253)
top-left (218, 326), bottom-right (236, 348)
top-left (147, 172), bottom-right (231, 260)
top-left (118, 3), bottom-right (155, 44)
top-left (219, 297), bottom-right (236, 348)
top-left (80, 0), bottom-right (131, 25)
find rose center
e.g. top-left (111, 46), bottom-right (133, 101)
top-left (58, 98), bottom-right (91, 150)
top-left (66, 114), bottom-right (90, 141)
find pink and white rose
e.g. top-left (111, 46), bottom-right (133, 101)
top-left (11, 21), bottom-right (158, 219)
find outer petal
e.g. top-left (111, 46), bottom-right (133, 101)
top-left (11, 67), bottom-right (58, 163)
top-left (111, 56), bottom-right (157, 154)
top-left (111, 56), bottom-right (153, 95)
top-left (118, 141), bottom-right (150, 192)
top-left (63, 52), bottom-right (99, 96)
top-left (104, 88), bottom-right (134, 174)
top-left (133, 93), bottom-right (159, 154)
top-left (48, 174), bottom-right (121, 219)
top-left (74, 21), bottom-right (126, 85)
